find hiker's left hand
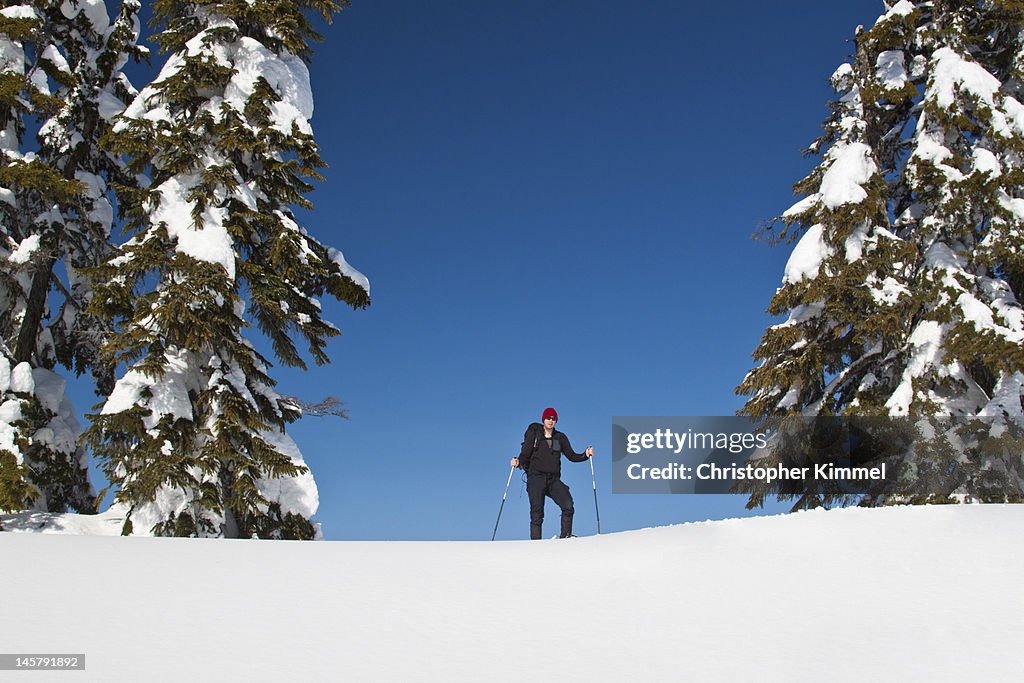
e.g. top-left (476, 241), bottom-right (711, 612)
top-left (586, 446), bottom-right (594, 458)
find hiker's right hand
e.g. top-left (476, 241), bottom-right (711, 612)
top-left (510, 457), bottom-right (519, 468)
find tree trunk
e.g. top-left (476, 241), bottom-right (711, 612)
top-left (13, 251), bottom-right (57, 364)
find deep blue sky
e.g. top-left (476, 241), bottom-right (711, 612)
top-left (78, 0), bottom-right (887, 540)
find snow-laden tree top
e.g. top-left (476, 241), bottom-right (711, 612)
top-left (740, 0), bottom-right (1024, 421)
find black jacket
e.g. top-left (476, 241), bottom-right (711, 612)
top-left (519, 424), bottom-right (588, 476)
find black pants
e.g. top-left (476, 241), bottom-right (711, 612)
top-left (527, 472), bottom-right (574, 539)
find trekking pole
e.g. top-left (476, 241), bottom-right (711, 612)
top-left (491, 465), bottom-right (516, 541)
top-left (589, 453), bottom-right (601, 534)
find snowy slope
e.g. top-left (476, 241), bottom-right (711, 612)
top-left (3, 505), bottom-right (1022, 682)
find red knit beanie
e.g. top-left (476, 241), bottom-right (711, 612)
top-left (542, 407), bottom-right (558, 421)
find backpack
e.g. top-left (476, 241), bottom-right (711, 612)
top-left (522, 422), bottom-right (561, 456)
top-left (523, 422), bottom-right (543, 451)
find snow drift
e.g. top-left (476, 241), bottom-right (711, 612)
top-left (3, 505), bottom-right (1022, 681)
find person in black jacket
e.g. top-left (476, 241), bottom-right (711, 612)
top-left (510, 407), bottom-right (594, 539)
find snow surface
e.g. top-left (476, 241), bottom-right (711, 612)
top-left (820, 142), bottom-right (877, 209)
top-left (328, 246), bottom-right (371, 294)
top-left (867, 274), bottom-right (909, 306)
top-left (886, 320), bottom-right (945, 414)
top-left (101, 348), bottom-right (194, 427)
top-left (257, 428), bottom-right (319, 520)
top-left (873, 0), bottom-right (915, 27)
top-left (225, 37), bottom-right (314, 135)
top-left (40, 44), bottom-right (69, 74)
top-left (782, 193), bottom-right (819, 219)
top-left (783, 224), bottom-right (831, 284)
top-left (983, 372), bottom-right (1024, 417)
top-left (928, 48), bottom-right (1024, 140)
top-left (59, 0), bottom-right (109, 35)
top-left (843, 221), bottom-right (869, 262)
top-left (972, 147), bottom-right (1001, 177)
top-left (931, 48), bottom-right (1000, 112)
top-left (2, 505), bottom-right (1022, 681)
top-left (150, 175), bottom-right (236, 280)
top-left (0, 35), bottom-right (26, 80)
top-left (830, 62), bottom-right (854, 91)
top-left (96, 90), bottom-right (125, 120)
top-left (773, 302), bottom-right (824, 329)
top-left (29, 368), bottom-right (82, 457)
top-left (9, 361), bottom-right (34, 394)
top-left (8, 234), bottom-right (40, 265)
top-left (0, 399), bottom-right (22, 457)
top-left (0, 5), bottom-right (37, 20)
top-left (876, 50), bottom-right (908, 90)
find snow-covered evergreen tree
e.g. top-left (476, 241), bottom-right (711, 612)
top-left (0, 0), bottom-right (141, 517)
top-left (738, 1), bottom-right (1024, 508)
top-left (86, 0), bottom-right (369, 538)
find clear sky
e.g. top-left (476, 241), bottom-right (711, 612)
top-left (75, 0), bottom-right (888, 540)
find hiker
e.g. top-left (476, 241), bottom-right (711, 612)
top-left (510, 407), bottom-right (594, 539)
